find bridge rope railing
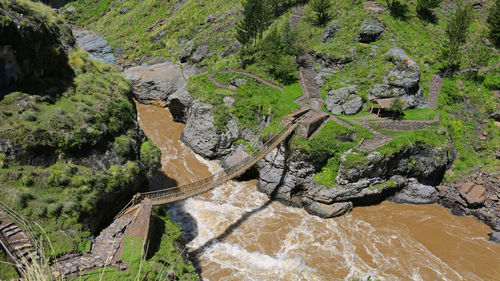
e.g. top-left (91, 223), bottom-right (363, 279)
top-left (114, 117), bottom-right (302, 216)
top-left (142, 119), bottom-right (299, 203)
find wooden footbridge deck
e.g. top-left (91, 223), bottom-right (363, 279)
top-left (117, 115), bottom-right (305, 217)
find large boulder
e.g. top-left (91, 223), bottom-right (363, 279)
top-left (192, 44), bottom-right (208, 63)
top-left (386, 70), bottom-right (421, 89)
top-left (325, 86), bottom-right (363, 115)
top-left (367, 48), bottom-right (426, 108)
top-left (220, 41), bottom-right (241, 58)
top-left (123, 63), bottom-right (185, 103)
top-left (458, 182), bottom-right (486, 207)
top-left (179, 40), bottom-right (195, 62)
top-left (180, 100), bottom-right (240, 159)
top-left (389, 178), bottom-right (439, 204)
top-left (357, 19), bottom-right (384, 43)
top-left (122, 62), bottom-right (201, 104)
top-left (302, 198), bottom-right (353, 218)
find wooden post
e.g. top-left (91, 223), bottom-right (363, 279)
top-left (370, 103), bottom-right (374, 114)
top-left (377, 108), bottom-right (381, 117)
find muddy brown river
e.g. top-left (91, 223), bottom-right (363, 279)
top-left (136, 102), bottom-right (500, 280)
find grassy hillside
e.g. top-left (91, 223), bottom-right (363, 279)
top-left (0, 0), bottom-right (161, 257)
top-left (64, 0), bottom-right (499, 181)
top-left (65, 0), bottom-right (239, 66)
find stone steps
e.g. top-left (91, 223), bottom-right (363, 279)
top-left (428, 74), bottom-right (443, 109)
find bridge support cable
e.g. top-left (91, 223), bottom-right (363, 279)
top-left (115, 117), bottom-right (302, 214)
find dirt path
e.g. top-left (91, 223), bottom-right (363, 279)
top-left (207, 74), bottom-right (238, 91)
top-left (428, 74), bottom-right (443, 109)
top-left (221, 68), bottom-right (284, 91)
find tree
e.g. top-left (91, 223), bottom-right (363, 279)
top-left (310, 0), bottom-right (331, 25)
top-left (442, 0), bottom-right (474, 72)
top-left (236, 0), bottom-right (270, 45)
top-left (488, 0), bottom-right (500, 48)
top-left (386, 0), bottom-right (409, 20)
top-left (464, 27), bottom-right (491, 72)
top-left (416, 0), bottom-right (442, 23)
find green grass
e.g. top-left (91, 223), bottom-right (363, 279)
top-left (188, 72), bottom-right (301, 135)
top-left (377, 129), bottom-right (448, 157)
top-left (121, 236), bottom-right (144, 263)
top-left (73, 209), bottom-right (199, 281)
top-left (0, 48), bottom-right (160, 257)
top-left (0, 250), bottom-right (19, 280)
top-left (402, 108), bottom-right (436, 120)
top-left (291, 121), bottom-right (359, 187)
top-left (65, 0), bottom-right (239, 65)
top-left (0, 48), bottom-right (133, 154)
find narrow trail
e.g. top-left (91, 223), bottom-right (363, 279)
top-left (207, 74), bottom-right (238, 92)
top-left (428, 74), bottom-right (443, 109)
top-left (221, 68), bottom-right (284, 91)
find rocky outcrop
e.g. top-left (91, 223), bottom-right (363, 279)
top-left (368, 48), bottom-right (426, 108)
top-left (436, 169), bottom-right (500, 242)
top-left (338, 144), bottom-right (453, 186)
top-left (254, 136), bottom-right (453, 218)
top-left (357, 19), bottom-right (384, 43)
top-left (123, 62), bottom-right (202, 122)
top-left (0, 0), bottom-right (75, 96)
top-left (325, 86), bottom-right (363, 115)
top-left (180, 100), bottom-right (240, 159)
top-left (72, 27), bottom-right (115, 64)
top-left (322, 21), bottom-right (338, 43)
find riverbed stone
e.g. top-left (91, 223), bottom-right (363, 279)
top-left (389, 178), bottom-right (438, 204)
top-left (459, 182), bottom-right (486, 207)
top-left (489, 231), bottom-right (500, 243)
top-left (303, 198), bottom-right (352, 218)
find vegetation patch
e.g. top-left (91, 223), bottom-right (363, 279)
top-left (188, 71), bottom-right (301, 134)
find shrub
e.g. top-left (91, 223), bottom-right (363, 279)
top-left (483, 72), bottom-right (500, 90)
top-left (140, 140), bottom-right (161, 174)
top-left (14, 192), bottom-right (33, 208)
top-left (113, 135), bottom-right (132, 156)
top-left (48, 203), bottom-right (63, 217)
top-left (390, 97), bottom-right (405, 118)
top-left (310, 0), bottom-right (331, 25)
top-left (416, 0), bottom-right (442, 23)
top-left (386, 0), bottom-right (409, 20)
top-left (488, 0), bottom-right (500, 48)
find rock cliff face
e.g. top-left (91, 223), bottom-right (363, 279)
top-left (123, 62), bottom-right (202, 123)
top-left (255, 140), bottom-right (453, 218)
top-left (436, 170), bottom-right (500, 242)
top-left (0, 0), bottom-right (75, 96)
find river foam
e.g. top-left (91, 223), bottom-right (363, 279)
top-left (137, 103), bottom-right (500, 280)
